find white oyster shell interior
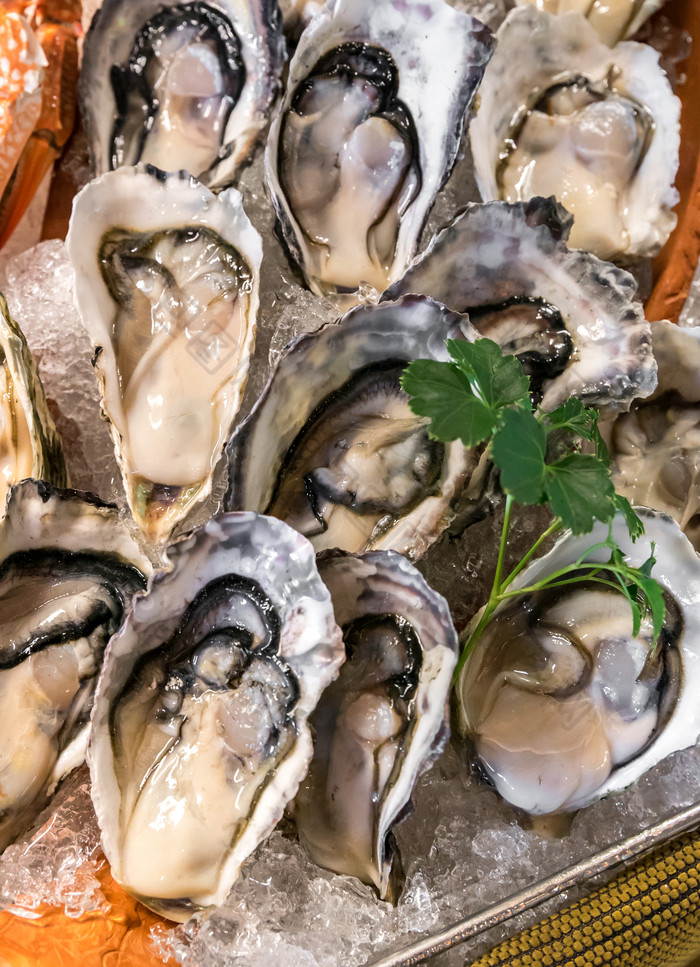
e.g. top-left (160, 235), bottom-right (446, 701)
top-left (470, 7), bottom-right (680, 260)
top-left (456, 510), bottom-right (700, 815)
top-left (515, 0), bottom-right (666, 45)
top-left (265, 0), bottom-right (494, 296)
top-left (294, 549), bottom-right (457, 901)
top-left (67, 165), bottom-right (262, 545)
top-left (89, 512), bottom-right (344, 922)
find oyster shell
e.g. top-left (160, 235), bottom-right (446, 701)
top-left (66, 165), bottom-right (262, 544)
top-left (455, 509), bottom-right (700, 815)
top-left (610, 321), bottom-right (700, 550)
top-left (515, 0), bottom-right (666, 46)
top-left (0, 294), bottom-right (67, 511)
top-left (294, 549), bottom-right (457, 901)
top-left (265, 0), bottom-right (494, 296)
top-left (89, 512), bottom-right (344, 922)
top-left (225, 295), bottom-right (483, 560)
top-left (0, 479), bottom-right (151, 851)
top-left (385, 198), bottom-right (657, 411)
top-left (79, 0), bottom-right (285, 188)
top-left (469, 7), bottom-right (680, 260)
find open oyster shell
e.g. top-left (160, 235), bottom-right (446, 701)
top-left (515, 0), bottom-right (667, 45)
top-left (80, 0), bottom-right (285, 188)
top-left (385, 198), bottom-right (657, 411)
top-left (610, 322), bottom-right (700, 550)
top-left (66, 165), bottom-right (262, 545)
top-left (294, 549), bottom-right (457, 902)
top-left (0, 479), bottom-right (151, 851)
top-left (225, 295), bottom-right (484, 560)
top-left (0, 294), bottom-right (67, 512)
top-left (469, 7), bottom-right (680, 260)
top-left (455, 509), bottom-right (700, 815)
top-left (89, 512), bottom-right (344, 921)
top-left (265, 0), bottom-right (494, 296)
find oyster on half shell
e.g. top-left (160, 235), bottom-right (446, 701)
top-left (469, 8), bottom-right (680, 260)
top-left (455, 510), bottom-right (700, 815)
top-left (0, 294), bottom-right (67, 512)
top-left (385, 198), bottom-right (657, 412)
top-left (67, 165), bottom-right (262, 544)
top-left (0, 479), bottom-right (151, 851)
top-left (225, 296), bottom-right (484, 560)
top-left (611, 322), bottom-right (700, 550)
top-left (294, 550), bottom-right (457, 901)
top-left (89, 512), bottom-right (344, 921)
top-left (80, 0), bottom-right (285, 188)
top-left (265, 0), bottom-right (494, 296)
top-left (515, 0), bottom-right (667, 45)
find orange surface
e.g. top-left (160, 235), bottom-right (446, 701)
top-left (0, 1), bottom-right (698, 965)
top-left (0, 860), bottom-right (177, 967)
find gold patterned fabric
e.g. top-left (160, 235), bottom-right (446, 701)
top-left (468, 829), bottom-right (700, 967)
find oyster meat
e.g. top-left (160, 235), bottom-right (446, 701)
top-left (611, 321), bottom-right (700, 550)
top-left (515, 0), bottom-right (667, 45)
top-left (455, 510), bottom-right (700, 815)
top-left (225, 295), bottom-right (483, 560)
top-left (66, 165), bottom-right (262, 544)
top-left (385, 198), bottom-right (657, 411)
top-left (0, 479), bottom-right (151, 851)
top-left (0, 294), bottom-right (67, 512)
top-left (89, 512), bottom-right (344, 921)
top-left (265, 0), bottom-right (494, 296)
top-left (294, 550), bottom-right (458, 901)
top-left (79, 0), bottom-right (285, 188)
top-left (469, 7), bottom-right (680, 260)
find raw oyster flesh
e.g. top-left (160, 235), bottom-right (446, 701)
top-left (611, 322), bottom-right (700, 550)
top-left (66, 165), bottom-right (262, 545)
top-left (265, 0), bottom-right (494, 295)
top-left (79, 0), bottom-right (285, 188)
top-left (0, 479), bottom-right (151, 851)
top-left (89, 512), bottom-right (344, 921)
top-left (385, 197), bottom-right (657, 411)
top-left (225, 295), bottom-right (483, 560)
top-left (470, 7), bottom-right (680, 260)
top-left (0, 293), bottom-right (67, 512)
top-left (515, 0), bottom-right (667, 45)
top-left (455, 510), bottom-right (700, 815)
top-left (294, 550), bottom-right (458, 901)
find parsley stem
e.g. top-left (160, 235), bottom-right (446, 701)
top-left (493, 494), bottom-right (513, 593)
top-left (499, 517), bottom-right (563, 591)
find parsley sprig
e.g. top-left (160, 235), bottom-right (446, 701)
top-left (401, 338), bottom-right (665, 682)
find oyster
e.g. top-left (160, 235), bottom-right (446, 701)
top-left (455, 510), bottom-right (700, 815)
top-left (0, 294), bottom-right (67, 511)
top-left (225, 295), bottom-right (483, 560)
top-left (610, 322), bottom-right (700, 550)
top-left (265, 0), bottom-right (494, 296)
top-left (294, 549), bottom-right (458, 901)
top-left (66, 165), bottom-right (262, 544)
top-left (0, 479), bottom-right (151, 851)
top-left (79, 0), bottom-right (285, 188)
top-left (469, 7), bottom-right (680, 260)
top-left (89, 512), bottom-right (344, 921)
top-left (385, 198), bottom-right (657, 411)
top-left (515, 0), bottom-right (666, 45)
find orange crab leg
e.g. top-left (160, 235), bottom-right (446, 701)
top-left (0, 1), bottom-right (81, 248)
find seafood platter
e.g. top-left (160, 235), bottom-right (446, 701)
top-left (1, 0), bottom-right (700, 964)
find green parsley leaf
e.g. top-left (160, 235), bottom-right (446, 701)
top-left (491, 407), bottom-right (547, 504)
top-left (613, 494), bottom-right (645, 541)
top-left (446, 338), bottom-right (530, 409)
top-left (401, 359), bottom-right (496, 446)
top-left (542, 398), bottom-right (597, 439)
top-left (544, 453), bottom-right (616, 534)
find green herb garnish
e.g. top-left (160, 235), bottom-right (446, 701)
top-left (401, 338), bottom-right (665, 682)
